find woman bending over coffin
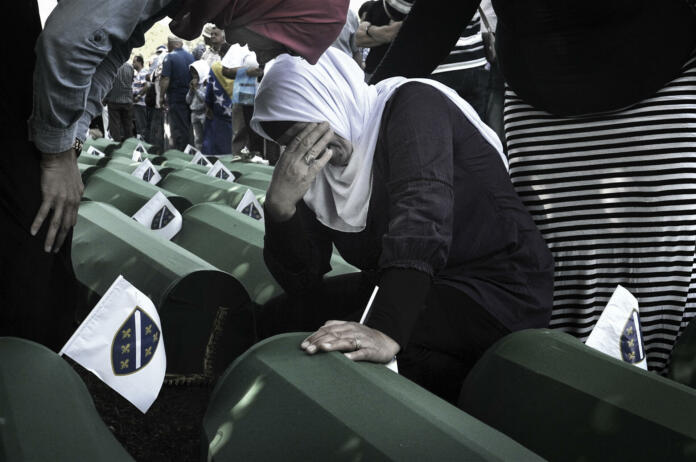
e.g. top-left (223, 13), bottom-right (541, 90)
top-left (252, 48), bottom-right (554, 403)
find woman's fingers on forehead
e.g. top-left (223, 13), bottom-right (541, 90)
top-left (279, 122), bottom-right (308, 145)
top-left (286, 122), bottom-right (332, 154)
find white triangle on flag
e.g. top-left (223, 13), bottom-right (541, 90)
top-left (207, 160), bottom-right (236, 182)
top-left (59, 275), bottom-right (166, 413)
top-left (585, 285), bottom-right (648, 370)
top-left (235, 189), bottom-right (264, 221)
top-left (190, 151), bottom-right (213, 170)
top-left (131, 159), bottom-right (162, 185)
top-left (183, 144), bottom-right (200, 155)
top-left (132, 191), bottom-right (182, 240)
top-left (87, 146), bottom-right (106, 158)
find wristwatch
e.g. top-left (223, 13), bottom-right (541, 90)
top-left (72, 137), bottom-right (84, 154)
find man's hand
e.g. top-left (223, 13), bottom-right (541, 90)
top-left (30, 149), bottom-right (84, 253)
top-left (301, 320), bottom-right (401, 364)
top-left (265, 122), bottom-right (333, 222)
top-left (356, 20), bottom-right (403, 48)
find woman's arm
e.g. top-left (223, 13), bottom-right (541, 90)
top-left (263, 201), bottom-right (335, 295)
top-left (263, 122), bottom-right (337, 295)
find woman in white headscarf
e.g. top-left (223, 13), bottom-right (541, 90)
top-left (253, 48), bottom-right (553, 404)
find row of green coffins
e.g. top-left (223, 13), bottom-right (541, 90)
top-left (5, 329), bottom-right (696, 460)
top-left (77, 167), bottom-right (356, 305)
top-left (79, 146), bottom-right (273, 191)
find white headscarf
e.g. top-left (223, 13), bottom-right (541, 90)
top-left (189, 60), bottom-right (211, 83)
top-left (251, 48), bottom-right (506, 233)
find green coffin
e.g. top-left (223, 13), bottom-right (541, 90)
top-left (160, 157), bottom-right (213, 175)
top-left (669, 319), bottom-right (696, 388)
top-left (83, 137), bottom-right (119, 154)
top-left (77, 163), bottom-right (99, 179)
top-left (234, 171), bottom-right (272, 191)
top-left (120, 136), bottom-right (153, 153)
top-left (203, 333), bottom-right (541, 462)
top-left (0, 337), bottom-right (133, 461)
top-left (459, 329), bottom-right (696, 461)
top-left (72, 202), bottom-right (252, 374)
top-left (82, 168), bottom-right (192, 216)
top-left (172, 203), bottom-right (357, 304)
top-left (162, 149), bottom-right (194, 161)
top-left (110, 145), bottom-right (160, 160)
top-left (220, 160), bottom-right (274, 177)
top-left (77, 153), bottom-right (109, 167)
top-left (105, 156), bottom-right (142, 174)
top-left (159, 169), bottom-right (265, 209)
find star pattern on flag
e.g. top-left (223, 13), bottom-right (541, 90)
top-left (223, 105), bottom-right (233, 116)
top-left (215, 94), bottom-right (225, 106)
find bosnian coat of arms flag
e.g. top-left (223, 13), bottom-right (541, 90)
top-left (111, 307), bottom-right (162, 375)
top-left (132, 191), bottom-right (183, 240)
top-left (59, 276), bottom-right (166, 413)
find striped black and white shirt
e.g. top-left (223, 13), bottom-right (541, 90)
top-left (432, 13), bottom-right (487, 75)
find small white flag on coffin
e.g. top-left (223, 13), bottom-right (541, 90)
top-left (132, 142), bottom-right (147, 161)
top-left (59, 275), bottom-right (166, 413)
top-left (86, 146), bottom-right (106, 158)
top-left (190, 151), bottom-right (213, 169)
top-left (585, 285), bottom-right (647, 370)
top-left (132, 191), bottom-right (182, 240)
top-left (236, 189), bottom-right (264, 220)
top-left (183, 144), bottom-right (200, 155)
top-left (131, 159), bottom-right (162, 185)
top-left (136, 134), bottom-right (144, 141)
top-left (207, 160), bottom-right (236, 182)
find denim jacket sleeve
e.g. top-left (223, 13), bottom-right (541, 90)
top-left (28, 0), bottom-right (174, 153)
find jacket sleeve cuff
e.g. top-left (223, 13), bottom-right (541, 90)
top-left (264, 207), bottom-right (308, 272)
top-left (364, 267), bottom-right (431, 349)
top-left (28, 118), bottom-right (77, 154)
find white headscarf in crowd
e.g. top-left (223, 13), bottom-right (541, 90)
top-left (251, 47), bottom-right (506, 233)
top-left (189, 59), bottom-right (211, 83)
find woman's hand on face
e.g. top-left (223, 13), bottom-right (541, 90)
top-left (265, 122), bottom-right (334, 222)
top-left (300, 321), bottom-right (400, 364)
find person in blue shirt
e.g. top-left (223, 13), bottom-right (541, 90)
top-left (160, 35), bottom-right (195, 151)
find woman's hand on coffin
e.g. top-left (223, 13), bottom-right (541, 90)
top-left (301, 320), bottom-right (400, 364)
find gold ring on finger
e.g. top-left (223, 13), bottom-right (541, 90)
top-left (354, 336), bottom-right (361, 351)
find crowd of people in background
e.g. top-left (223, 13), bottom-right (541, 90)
top-left (97, 23), bottom-right (273, 158)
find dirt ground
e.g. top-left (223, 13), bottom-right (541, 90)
top-left (70, 360), bottom-right (212, 462)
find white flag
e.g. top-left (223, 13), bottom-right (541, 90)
top-left (235, 189), bottom-right (264, 220)
top-left (60, 276), bottom-right (166, 413)
top-left (585, 285), bottom-right (647, 370)
top-left (132, 191), bottom-right (182, 240)
top-left (132, 159), bottom-right (162, 185)
top-left (183, 144), bottom-right (200, 155)
top-left (191, 151), bottom-right (213, 169)
top-left (87, 146), bottom-right (106, 158)
top-left (132, 150), bottom-right (143, 162)
top-left (134, 141), bottom-right (148, 153)
top-left (207, 160), bottom-right (236, 182)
